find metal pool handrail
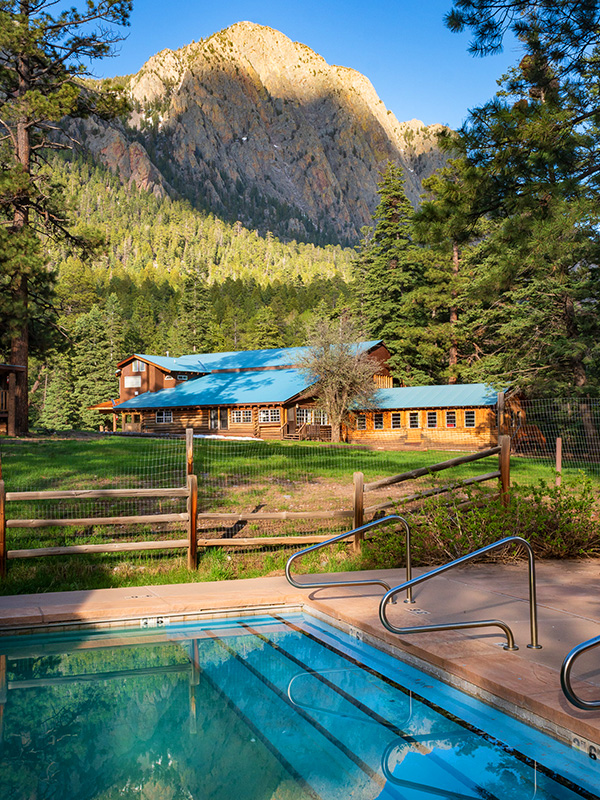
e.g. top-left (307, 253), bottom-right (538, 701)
top-left (379, 536), bottom-right (542, 652)
top-left (285, 514), bottom-right (414, 603)
top-left (560, 634), bottom-right (600, 710)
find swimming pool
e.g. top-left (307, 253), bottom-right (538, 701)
top-left (0, 612), bottom-right (597, 799)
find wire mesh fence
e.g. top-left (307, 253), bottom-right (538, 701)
top-left (1, 398), bottom-right (599, 592)
top-left (509, 398), bottom-right (600, 476)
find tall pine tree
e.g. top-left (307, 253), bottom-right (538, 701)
top-left (353, 163), bottom-right (428, 383)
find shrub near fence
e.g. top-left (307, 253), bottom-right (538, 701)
top-left (0, 431), bottom-right (511, 579)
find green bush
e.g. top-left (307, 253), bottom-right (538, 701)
top-left (361, 474), bottom-right (600, 569)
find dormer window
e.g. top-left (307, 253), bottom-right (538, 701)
top-left (132, 359), bottom-right (145, 373)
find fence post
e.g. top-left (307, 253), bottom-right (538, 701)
top-left (353, 471), bottom-right (364, 553)
top-left (499, 435), bottom-right (510, 507)
top-left (497, 391), bottom-right (505, 437)
top-left (186, 428), bottom-right (194, 475)
top-left (187, 473), bottom-right (198, 570)
top-left (7, 373), bottom-right (16, 437)
top-left (556, 437), bottom-right (562, 487)
top-left (0, 480), bottom-right (5, 579)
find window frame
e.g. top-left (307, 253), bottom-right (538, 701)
top-left (446, 410), bottom-right (457, 428)
top-left (374, 412), bottom-right (384, 430)
top-left (391, 412), bottom-right (402, 429)
top-left (464, 409), bottom-right (476, 428)
top-left (131, 359), bottom-right (146, 373)
top-left (231, 408), bottom-right (253, 424)
top-left (356, 414), bottom-right (367, 430)
top-left (155, 409), bottom-right (173, 424)
top-left (259, 408), bottom-right (281, 424)
top-left (427, 411), bottom-right (437, 429)
top-left (408, 411), bottom-right (420, 429)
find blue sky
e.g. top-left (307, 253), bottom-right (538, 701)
top-left (97, 0), bottom-right (521, 129)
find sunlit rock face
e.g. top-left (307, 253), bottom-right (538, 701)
top-left (74, 22), bottom-right (447, 245)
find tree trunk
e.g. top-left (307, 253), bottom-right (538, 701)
top-left (448, 241), bottom-right (460, 383)
top-left (10, 47), bottom-right (32, 434)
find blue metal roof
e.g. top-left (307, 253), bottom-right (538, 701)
top-left (374, 384), bottom-right (498, 409)
top-left (176, 341), bottom-right (383, 371)
top-left (132, 354), bottom-right (206, 373)
top-left (114, 368), bottom-right (313, 411)
top-left (129, 341), bottom-right (383, 374)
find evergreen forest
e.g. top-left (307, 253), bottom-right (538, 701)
top-left (4, 1), bottom-right (600, 433)
top-left (27, 155), bottom-right (355, 430)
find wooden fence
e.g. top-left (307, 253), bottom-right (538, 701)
top-left (0, 432), bottom-right (511, 578)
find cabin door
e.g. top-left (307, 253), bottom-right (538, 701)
top-left (219, 408), bottom-right (228, 429)
top-left (287, 406), bottom-right (296, 434)
top-left (209, 409), bottom-right (218, 430)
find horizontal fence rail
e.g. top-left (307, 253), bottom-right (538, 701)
top-left (0, 431), bottom-right (512, 579)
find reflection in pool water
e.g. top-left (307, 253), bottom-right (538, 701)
top-left (0, 614), bottom-right (596, 799)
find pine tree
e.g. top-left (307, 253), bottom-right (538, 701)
top-left (175, 263), bottom-right (217, 353)
top-left (70, 305), bottom-right (119, 428)
top-left (0, 0), bottom-right (130, 431)
top-left (243, 307), bottom-right (286, 350)
top-left (353, 163), bottom-right (426, 383)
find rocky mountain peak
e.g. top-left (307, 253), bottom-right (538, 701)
top-left (75, 22), bottom-right (447, 245)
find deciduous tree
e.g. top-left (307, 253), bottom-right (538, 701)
top-left (299, 317), bottom-right (379, 442)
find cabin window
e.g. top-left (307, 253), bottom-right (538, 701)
top-left (124, 376), bottom-right (142, 388)
top-left (356, 414), bottom-right (367, 430)
top-left (427, 411), bottom-right (437, 428)
top-left (176, 374), bottom-right (189, 381)
top-left (409, 412), bottom-right (419, 429)
top-left (446, 411), bottom-right (456, 428)
top-left (259, 408), bottom-right (281, 424)
top-left (165, 375), bottom-right (173, 381)
top-left (391, 412), bottom-right (402, 429)
top-left (465, 410), bottom-right (476, 428)
top-left (231, 409), bottom-right (252, 424)
top-left (132, 360), bottom-right (145, 373)
top-left (314, 409), bottom-right (329, 425)
top-left (374, 413), bottom-right (384, 430)
top-left (156, 410), bottom-right (172, 424)
top-left (209, 409), bottom-right (218, 429)
top-left (297, 408), bottom-right (311, 425)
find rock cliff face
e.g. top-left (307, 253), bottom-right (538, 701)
top-left (76, 22), bottom-right (447, 245)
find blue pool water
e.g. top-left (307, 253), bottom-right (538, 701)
top-left (0, 612), bottom-right (597, 799)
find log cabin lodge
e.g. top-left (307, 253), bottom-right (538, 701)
top-left (96, 342), bottom-right (507, 449)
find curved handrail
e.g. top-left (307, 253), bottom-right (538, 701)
top-left (285, 514), bottom-right (414, 604)
top-left (379, 536), bottom-right (541, 652)
top-left (560, 634), bottom-right (600, 710)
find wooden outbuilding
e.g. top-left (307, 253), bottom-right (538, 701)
top-left (0, 364), bottom-right (26, 437)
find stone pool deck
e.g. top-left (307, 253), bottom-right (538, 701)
top-left (0, 559), bottom-right (599, 749)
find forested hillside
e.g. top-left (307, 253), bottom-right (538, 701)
top-left (29, 155), bottom-right (354, 430)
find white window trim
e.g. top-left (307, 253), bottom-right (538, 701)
top-left (232, 409), bottom-right (253, 424)
top-left (427, 411), bottom-right (437, 429)
top-left (391, 412), bottom-right (402, 429)
top-left (409, 412), bottom-right (420, 429)
top-left (132, 359), bottom-right (145, 373)
top-left (259, 408), bottom-right (281, 424)
top-left (446, 410), bottom-right (457, 428)
top-left (465, 410), bottom-right (476, 428)
top-left (156, 410), bottom-right (173, 424)
top-left (356, 414), bottom-right (367, 430)
top-left (374, 412), bottom-right (384, 430)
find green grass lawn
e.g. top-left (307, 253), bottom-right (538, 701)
top-left (0, 434), bottom-right (595, 596)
